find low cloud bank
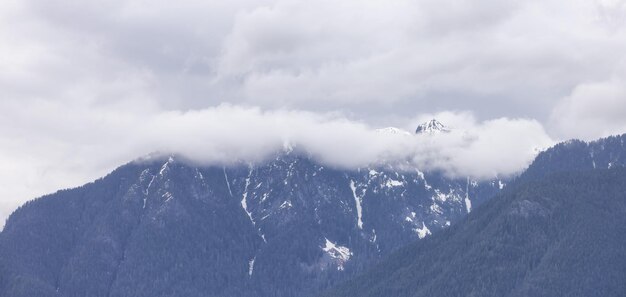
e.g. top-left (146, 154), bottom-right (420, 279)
top-left (0, 104), bottom-right (555, 227)
top-left (6, 102), bottom-right (554, 177)
top-left (147, 107), bottom-right (554, 179)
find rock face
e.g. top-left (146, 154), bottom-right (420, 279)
top-left (0, 150), bottom-right (503, 297)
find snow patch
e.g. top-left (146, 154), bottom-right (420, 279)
top-left (195, 168), bottom-right (205, 183)
top-left (322, 238), bottom-right (352, 271)
top-left (416, 170), bottom-right (432, 190)
top-left (349, 180), bottom-right (364, 229)
top-left (414, 222), bottom-right (432, 239)
top-left (385, 179), bottom-right (403, 187)
top-left (159, 157), bottom-right (173, 176)
top-left (241, 169), bottom-right (266, 243)
top-left (465, 197), bottom-right (472, 213)
top-left (465, 177), bottom-right (472, 213)
top-left (242, 172), bottom-right (254, 223)
top-left (434, 189), bottom-right (448, 202)
top-left (143, 176), bottom-right (156, 208)
top-left (590, 151), bottom-right (596, 169)
top-left (248, 256), bottom-right (256, 277)
top-left (279, 200), bottom-right (292, 209)
top-left (162, 192), bottom-right (173, 202)
top-left (223, 168), bottom-right (233, 197)
top-left (430, 203), bottom-right (443, 215)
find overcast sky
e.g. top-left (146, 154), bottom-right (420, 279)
top-left (1, 0), bottom-right (626, 226)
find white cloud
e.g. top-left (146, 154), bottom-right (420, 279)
top-left (0, 102), bottom-right (554, 227)
top-left (550, 74), bottom-right (626, 140)
top-left (397, 111), bottom-right (554, 177)
top-left (3, 0), bottom-right (626, 118)
top-left (0, 0), bottom-right (624, 227)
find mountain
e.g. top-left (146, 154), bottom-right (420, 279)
top-left (0, 149), bottom-right (504, 297)
top-left (322, 134), bottom-right (626, 297)
top-left (414, 119), bottom-right (450, 134)
top-left (521, 134), bottom-right (626, 181)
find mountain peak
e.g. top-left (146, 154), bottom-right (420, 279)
top-left (415, 119), bottom-right (450, 134)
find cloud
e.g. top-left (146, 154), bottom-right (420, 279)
top-left (0, 0), bottom-right (623, 226)
top-left (149, 108), bottom-right (554, 180)
top-left (3, 0), bottom-right (626, 120)
top-left (393, 111), bottom-right (554, 178)
top-left (550, 77), bottom-right (626, 140)
top-left (0, 102), bottom-right (554, 228)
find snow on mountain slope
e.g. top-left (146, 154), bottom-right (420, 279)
top-left (415, 119), bottom-right (450, 134)
top-left (323, 148), bottom-right (626, 297)
top-left (0, 148), bottom-right (505, 297)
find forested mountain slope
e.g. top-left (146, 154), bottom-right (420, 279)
top-left (0, 150), bottom-right (501, 297)
top-left (322, 134), bottom-right (626, 297)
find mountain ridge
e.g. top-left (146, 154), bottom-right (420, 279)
top-left (0, 148), bottom-right (503, 297)
top-left (321, 133), bottom-right (626, 297)
top-left (4, 133), bottom-right (623, 297)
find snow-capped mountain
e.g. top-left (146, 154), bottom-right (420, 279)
top-left (0, 148), bottom-right (503, 297)
top-left (2, 133), bottom-right (624, 297)
top-left (415, 119), bottom-right (450, 134)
